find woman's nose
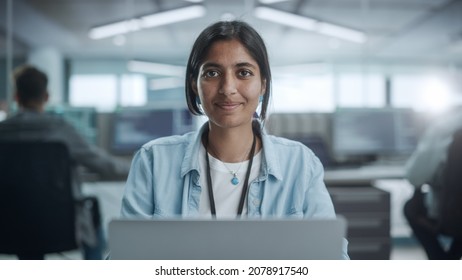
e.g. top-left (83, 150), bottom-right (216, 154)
top-left (218, 73), bottom-right (237, 95)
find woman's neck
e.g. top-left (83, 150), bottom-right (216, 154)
top-left (206, 123), bottom-right (258, 163)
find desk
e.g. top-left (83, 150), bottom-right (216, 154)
top-left (324, 164), bottom-right (405, 185)
top-left (82, 168), bottom-right (412, 260)
top-left (324, 164), bottom-right (407, 259)
top-left (82, 181), bottom-right (126, 238)
top-left (328, 186), bottom-right (391, 259)
top-left (324, 163), bottom-right (413, 237)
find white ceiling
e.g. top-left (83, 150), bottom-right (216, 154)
top-left (1, 0), bottom-right (462, 66)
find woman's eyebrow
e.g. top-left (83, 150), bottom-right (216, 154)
top-left (235, 62), bottom-right (257, 69)
top-left (201, 62), bottom-right (221, 69)
top-left (201, 62), bottom-right (257, 69)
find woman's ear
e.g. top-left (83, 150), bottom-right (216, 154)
top-left (261, 79), bottom-right (267, 95)
top-left (191, 78), bottom-right (201, 104)
top-left (191, 76), bottom-right (198, 95)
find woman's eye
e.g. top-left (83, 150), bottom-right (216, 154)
top-left (204, 70), bottom-right (219, 78)
top-left (239, 70), bottom-right (253, 77)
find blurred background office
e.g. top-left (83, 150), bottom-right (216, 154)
top-left (1, 0), bottom-right (461, 259)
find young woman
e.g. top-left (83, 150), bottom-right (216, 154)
top-left (121, 20), bottom-right (348, 259)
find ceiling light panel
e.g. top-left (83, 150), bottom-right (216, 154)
top-left (89, 5), bottom-right (206, 40)
top-left (254, 7), bottom-right (367, 44)
top-left (128, 60), bottom-right (185, 77)
top-left (254, 7), bottom-right (317, 30)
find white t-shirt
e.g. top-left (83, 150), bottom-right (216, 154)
top-left (198, 143), bottom-right (262, 218)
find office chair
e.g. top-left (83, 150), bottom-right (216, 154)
top-left (0, 141), bottom-right (98, 259)
top-left (438, 129), bottom-right (462, 240)
top-left (431, 128), bottom-right (462, 259)
top-left (404, 129), bottom-right (462, 259)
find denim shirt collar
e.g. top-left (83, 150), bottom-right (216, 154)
top-left (260, 129), bottom-right (283, 181)
top-left (180, 124), bottom-right (206, 180)
top-left (180, 121), bottom-right (283, 182)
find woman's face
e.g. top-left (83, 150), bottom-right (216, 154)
top-left (193, 39), bottom-right (265, 130)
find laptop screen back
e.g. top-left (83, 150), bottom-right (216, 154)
top-left (108, 218), bottom-right (346, 260)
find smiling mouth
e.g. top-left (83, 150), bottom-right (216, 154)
top-left (215, 102), bottom-right (241, 110)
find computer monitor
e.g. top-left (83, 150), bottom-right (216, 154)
top-left (283, 134), bottom-right (333, 168)
top-left (46, 106), bottom-right (97, 144)
top-left (332, 107), bottom-right (418, 160)
top-left (110, 107), bottom-right (194, 155)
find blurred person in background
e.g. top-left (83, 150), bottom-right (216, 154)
top-left (0, 64), bottom-right (131, 259)
top-left (404, 103), bottom-right (462, 260)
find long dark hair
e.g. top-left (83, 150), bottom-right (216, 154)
top-left (185, 20), bottom-right (272, 122)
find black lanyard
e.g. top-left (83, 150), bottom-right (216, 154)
top-left (203, 130), bottom-right (257, 218)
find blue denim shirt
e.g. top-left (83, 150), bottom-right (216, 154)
top-left (121, 123), bottom-right (349, 259)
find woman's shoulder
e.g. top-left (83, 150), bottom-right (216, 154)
top-left (262, 134), bottom-right (324, 175)
top-left (263, 134), bottom-right (319, 159)
top-left (140, 131), bottom-right (196, 151)
top-left (264, 134), bottom-right (311, 150)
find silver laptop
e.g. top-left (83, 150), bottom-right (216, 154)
top-left (108, 217), bottom-right (347, 260)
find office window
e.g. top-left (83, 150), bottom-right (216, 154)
top-left (272, 75), bottom-right (335, 113)
top-left (70, 75), bottom-right (117, 112)
top-left (392, 74), bottom-right (453, 113)
top-left (271, 72), bottom-right (385, 113)
top-left (120, 74), bottom-right (147, 107)
top-left (70, 74), bottom-right (147, 111)
top-left (337, 73), bottom-right (385, 107)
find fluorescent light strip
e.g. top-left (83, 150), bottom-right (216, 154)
top-left (254, 7), bottom-right (317, 30)
top-left (89, 19), bottom-right (141, 40)
top-left (149, 77), bottom-right (184, 91)
top-left (317, 22), bottom-right (367, 44)
top-left (254, 7), bottom-right (366, 44)
top-left (128, 60), bottom-right (185, 77)
top-left (141, 5), bottom-right (206, 29)
top-left (258, 0), bottom-right (292, 4)
top-left (89, 5), bottom-right (206, 40)
top-left (273, 63), bottom-right (328, 75)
